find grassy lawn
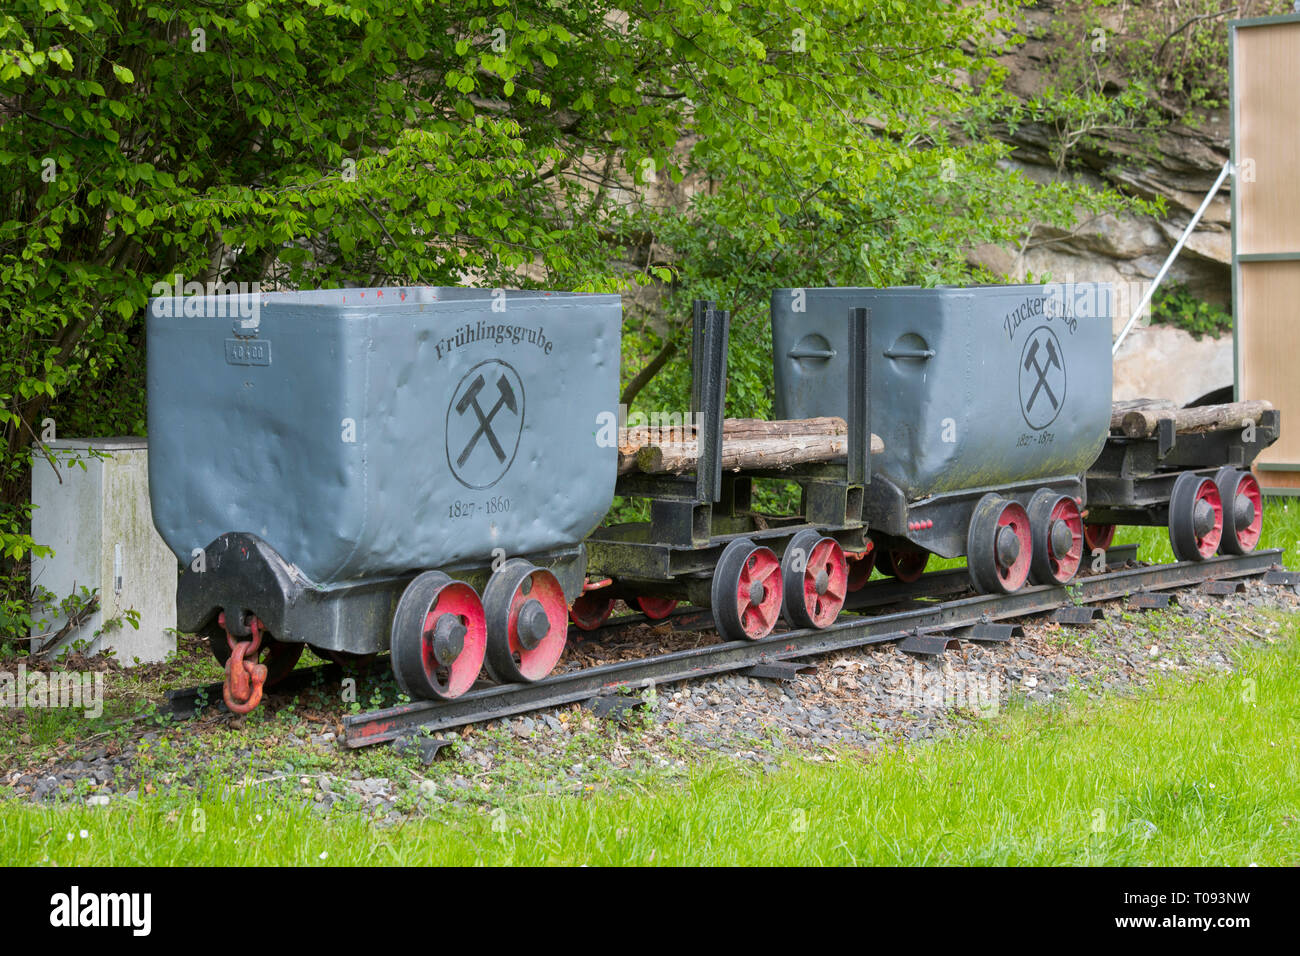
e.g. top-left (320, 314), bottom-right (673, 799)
top-left (4, 612), bottom-right (1296, 866)
top-left (2, 495), bottom-right (1294, 866)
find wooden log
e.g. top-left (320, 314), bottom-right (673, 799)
top-left (718, 416), bottom-right (847, 439)
top-left (619, 416), bottom-right (847, 453)
top-left (619, 425), bottom-right (692, 451)
top-left (1121, 400), bottom-right (1274, 439)
top-left (1110, 399), bottom-right (1176, 432)
top-left (636, 433), bottom-right (884, 475)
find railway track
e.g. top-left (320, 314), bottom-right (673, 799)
top-left (342, 549), bottom-right (1292, 749)
top-left (160, 548), bottom-right (1297, 752)
top-left (161, 546), bottom-right (1062, 720)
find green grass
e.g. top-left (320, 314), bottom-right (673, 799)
top-left (5, 618), bottom-right (1297, 866)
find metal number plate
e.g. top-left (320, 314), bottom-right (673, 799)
top-left (224, 338), bottom-right (272, 366)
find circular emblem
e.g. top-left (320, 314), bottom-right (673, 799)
top-left (446, 360), bottom-right (526, 489)
top-left (1018, 325), bottom-right (1066, 431)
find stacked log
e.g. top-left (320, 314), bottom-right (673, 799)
top-left (1110, 399), bottom-right (1176, 432)
top-left (1114, 399), bottom-right (1274, 439)
top-left (618, 417), bottom-right (884, 475)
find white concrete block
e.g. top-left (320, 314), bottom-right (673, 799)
top-left (30, 438), bottom-right (177, 665)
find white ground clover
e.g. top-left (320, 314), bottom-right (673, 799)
top-left (319, 851), bottom-right (328, 860)
top-left (79, 830), bottom-right (88, 839)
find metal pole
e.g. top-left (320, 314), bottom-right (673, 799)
top-left (1112, 158), bottom-right (1233, 356)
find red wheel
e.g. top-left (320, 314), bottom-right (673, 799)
top-left (711, 538), bottom-right (783, 641)
top-left (845, 543), bottom-right (877, 593)
top-left (634, 596), bottom-right (679, 620)
top-left (1168, 473), bottom-right (1223, 561)
top-left (967, 494), bottom-right (1033, 593)
top-left (1215, 467), bottom-right (1263, 555)
top-left (781, 529), bottom-right (848, 629)
top-left (880, 548), bottom-right (929, 583)
top-left (1028, 490), bottom-right (1083, 585)
top-left (1083, 523), bottom-right (1116, 552)
top-left (569, 591), bottom-right (615, 631)
top-left (390, 571), bottom-right (487, 700)
top-left (483, 560), bottom-right (569, 682)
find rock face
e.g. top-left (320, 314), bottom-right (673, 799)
top-left (1113, 326), bottom-right (1234, 406)
top-left (973, 2), bottom-right (1235, 399)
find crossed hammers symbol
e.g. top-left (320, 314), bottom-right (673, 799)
top-left (1023, 336), bottom-right (1062, 413)
top-left (456, 373), bottom-right (518, 467)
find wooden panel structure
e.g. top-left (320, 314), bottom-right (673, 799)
top-left (1238, 261), bottom-right (1300, 470)
top-left (1234, 20), bottom-right (1300, 255)
top-left (1254, 468), bottom-right (1300, 491)
top-left (1232, 15), bottom-right (1300, 493)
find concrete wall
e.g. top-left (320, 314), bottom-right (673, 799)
top-left (30, 439), bottom-right (177, 665)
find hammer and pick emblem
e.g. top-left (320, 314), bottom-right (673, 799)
top-left (1018, 326), bottom-right (1066, 430)
top-left (446, 360), bottom-right (525, 489)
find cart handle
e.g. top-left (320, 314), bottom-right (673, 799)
top-left (788, 346), bottom-right (836, 360)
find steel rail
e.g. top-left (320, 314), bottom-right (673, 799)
top-left (159, 569), bottom-right (978, 718)
top-left (341, 548), bottom-right (1285, 749)
top-left (161, 562), bottom-right (1063, 717)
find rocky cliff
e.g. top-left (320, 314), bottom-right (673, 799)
top-left (972, 2), bottom-right (1241, 403)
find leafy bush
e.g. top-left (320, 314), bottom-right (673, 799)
top-left (0, 1), bottom-right (1145, 641)
top-left (1149, 282), bottom-right (1232, 340)
top-left (1034, 1), bottom-right (1295, 126)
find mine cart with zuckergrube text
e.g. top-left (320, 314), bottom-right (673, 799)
top-left (771, 284), bottom-right (1113, 595)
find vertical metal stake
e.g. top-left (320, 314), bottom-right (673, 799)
top-left (847, 307), bottom-right (871, 487)
top-left (693, 303), bottom-right (729, 504)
